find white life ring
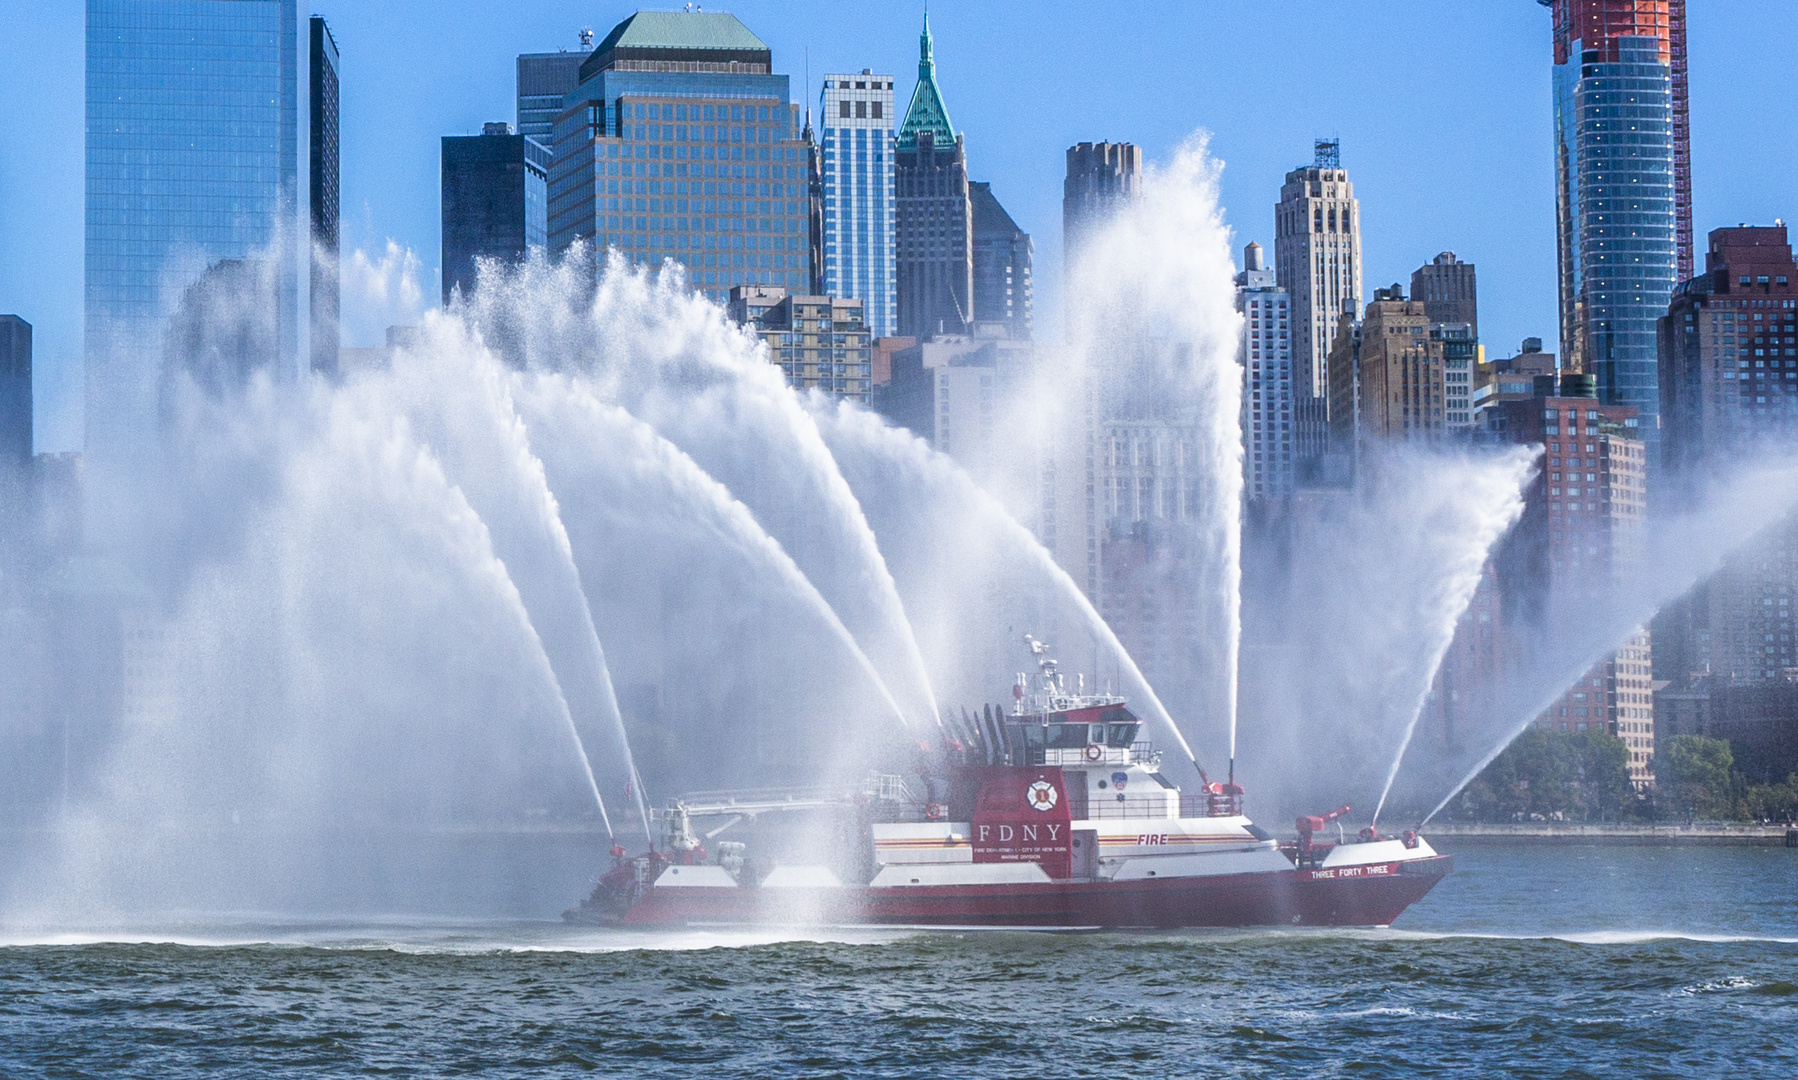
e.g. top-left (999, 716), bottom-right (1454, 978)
top-left (1083, 743), bottom-right (1104, 761)
top-left (1026, 780), bottom-right (1058, 812)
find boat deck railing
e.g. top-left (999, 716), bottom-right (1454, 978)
top-left (1040, 742), bottom-right (1162, 768)
top-left (1077, 795), bottom-right (1180, 820)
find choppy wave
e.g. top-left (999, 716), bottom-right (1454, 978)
top-left (2, 929), bottom-right (1795, 1079)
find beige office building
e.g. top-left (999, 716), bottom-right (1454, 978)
top-left (1354, 287), bottom-right (1443, 441)
top-left (1275, 140), bottom-right (1363, 402)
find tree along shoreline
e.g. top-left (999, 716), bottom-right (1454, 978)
top-left (1422, 821), bottom-right (1795, 845)
top-left (1435, 729), bottom-right (1798, 826)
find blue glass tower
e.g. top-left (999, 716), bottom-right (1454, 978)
top-left (818, 72), bottom-right (897, 339)
top-left (1547, 1), bottom-right (1680, 455)
top-left (85, 1), bottom-right (335, 454)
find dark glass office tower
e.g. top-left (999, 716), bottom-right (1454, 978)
top-left (0, 315), bottom-right (29, 466)
top-left (442, 124), bottom-right (550, 305)
top-left (310, 16), bottom-right (340, 378)
top-left (1544, 0), bottom-right (1686, 453)
top-left (517, 49), bottom-right (586, 147)
top-left (970, 181), bottom-right (1031, 341)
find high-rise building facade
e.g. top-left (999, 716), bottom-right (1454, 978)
top-left (1052, 141), bottom-right (1141, 590)
top-left (1063, 142), bottom-right (1141, 264)
top-left (1412, 251), bottom-right (1478, 340)
top-left (895, 16), bottom-right (972, 340)
top-left (546, 11), bottom-right (812, 305)
top-left (1325, 304), bottom-right (1362, 455)
top-left (1655, 225), bottom-right (1798, 690)
top-left (1658, 225), bottom-right (1798, 477)
top-left (86, 0), bottom-right (339, 447)
top-left (1236, 243), bottom-right (1293, 501)
top-left (442, 124), bottom-right (550, 305)
top-left (1353, 287), bottom-right (1444, 442)
top-left (970, 182), bottom-right (1032, 341)
top-left (818, 71), bottom-right (897, 339)
top-left (309, 17), bottom-right (340, 379)
top-left (728, 286), bottom-right (871, 403)
top-left (1495, 383), bottom-right (1654, 781)
top-left (516, 44), bottom-right (587, 148)
top-left (0, 316), bottom-right (30, 466)
top-left (1275, 140), bottom-right (1363, 403)
top-left (1437, 322), bottom-right (1479, 429)
top-left (1544, 0), bottom-right (1687, 454)
top-left (1473, 339), bottom-right (1558, 430)
top-left (878, 327), bottom-right (1034, 475)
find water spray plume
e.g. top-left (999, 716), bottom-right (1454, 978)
top-left (1414, 452), bottom-right (1798, 825)
top-left (810, 399), bottom-right (1210, 782)
top-left (511, 374), bottom-right (916, 739)
top-left (1063, 134), bottom-right (1243, 777)
top-left (469, 253), bottom-right (944, 736)
top-left (382, 315), bottom-right (639, 836)
top-left (1367, 447), bottom-right (1536, 827)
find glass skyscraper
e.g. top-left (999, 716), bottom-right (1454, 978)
top-left (545, 11), bottom-right (811, 305)
top-left (818, 71), bottom-right (896, 340)
top-left (1545, 0), bottom-right (1684, 453)
top-left (86, 0), bottom-right (336, 451)
top-left (516, 48), bottom-right (585, 148)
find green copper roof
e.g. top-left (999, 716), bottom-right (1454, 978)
top-left (897, 14), bottom-right (956, 149)
top-left (592, 11), bottom-right (768, 54)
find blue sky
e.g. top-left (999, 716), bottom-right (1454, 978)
top-left (3, 1), bottom-right (1796, 453)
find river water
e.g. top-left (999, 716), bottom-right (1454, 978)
top-left (2, 842), bottom-right (1793, 1077)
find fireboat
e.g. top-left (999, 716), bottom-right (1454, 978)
top-left (566, 637), bottom-right (1452, 929)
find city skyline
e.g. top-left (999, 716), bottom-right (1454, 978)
top-left (3, 2), bottom-right (1797, 453)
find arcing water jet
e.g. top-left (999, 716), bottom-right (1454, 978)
top-left (468, 257), bottom-right (944, 736)
top-left (1412, 452), bottom-right (1798, 823)
top-left (510, 373), bottom-right (916, 741)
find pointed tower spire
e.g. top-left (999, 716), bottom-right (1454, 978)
top-left (898, 10), bottom-right (956, 150)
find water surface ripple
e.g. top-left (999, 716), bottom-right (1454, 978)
top-left (2, 844), bottom-right (1793, 1078)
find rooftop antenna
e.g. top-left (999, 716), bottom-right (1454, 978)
top-left (579, 26), bottom-right (592, 49)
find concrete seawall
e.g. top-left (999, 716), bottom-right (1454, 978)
top-left (1424, 822), bottom-right (1797, 846)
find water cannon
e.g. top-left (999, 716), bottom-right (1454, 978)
top-left (1203, 781), bottom-right (1245, 817)
top-left (1295, 805), bottom-right (1353, 841)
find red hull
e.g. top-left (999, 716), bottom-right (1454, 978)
top-left (612, 855), bottom-right (1453, 929)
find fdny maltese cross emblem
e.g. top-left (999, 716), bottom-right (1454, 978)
top-left (1025, 780), bottom-right (1058, 812)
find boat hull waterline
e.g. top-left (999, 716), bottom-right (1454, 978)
top-left (581, 855), bottom-right (1453, 929)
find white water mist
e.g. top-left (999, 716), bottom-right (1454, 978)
top-left (1062, 135), bottom-right (1246, 773)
